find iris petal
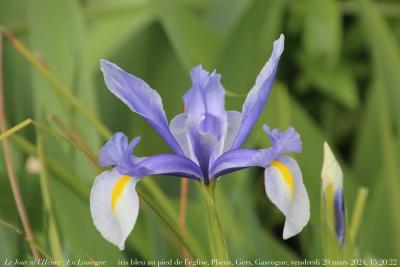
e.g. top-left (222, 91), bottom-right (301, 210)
top-left (222, 111), bottom-right (242, 152)
top-left (169, 113), bottom-right (192, 159)
top-left (209, 148), bottom-right (261, 178)
top-left (98, 132), bottom-right (130, 167)
top-left (133, 154), bottom-right (203, 180)
top-left (90, 169), bottom-right (139, 250)
top-left (98, 132), bottom-right (141, 174)
top-left (264, 156), bottom-right (310, 239)
top-left (231, 35), bottom-right (284, 149)
top-left (98, 132), bottom-right (202, 180)
top-left (100, 60), bottom-right (183, 155)
top-left (184, 65), bottom-right (226, 121)
top-left (263, 125), bottom-right (302, 154)
top-left (187, 116), bottom-right (220, 182)
top-left (321, 142), bottom-right (343, 190)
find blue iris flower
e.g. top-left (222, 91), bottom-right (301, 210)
top-left (90, 35), bottom-right (310, 250)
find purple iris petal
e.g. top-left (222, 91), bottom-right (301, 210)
top-left (99, 132), bottom-right (140, 173)
top-left (183, 65), bottom-right (227, 139)
top-left (209, 148), bottom-right (261, 178)
top-left (133, 154), bottom-right (203, 180)
top-left (187, 116), bottom-right (220, 183)
top-left (231, 35), bottom-right (284, 149)
top-left (99, 132), bottom-right (202, 180)
top-left (210, 125), bottom-right (301, 179)
top-left (100, 60), bottom-right (183, 155)
top-left (256, 126), bottom-right (301, 168)
top-left (184, 65), bottom-right (226, 120)
top-left (263, 125), bottom-right (302, 155)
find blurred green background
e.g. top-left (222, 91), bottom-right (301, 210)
top-left (1, 0), bottom-right (400, 265)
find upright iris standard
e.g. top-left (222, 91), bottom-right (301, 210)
top-left (90, 34), bottom-right (310, 250)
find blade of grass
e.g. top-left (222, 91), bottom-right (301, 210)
top-left (48, 114), bottom-right (95, 160)
top-left (349, 187), bottom-right (369, 242)
top-left (10, 134), bottom-right (90, 201)
top-left (356, 0), bottom-right (400, 254)
top-left (32, 120), bottom-right (98, 165)
top-left (0, 218), bottom-right (53, 262)
top-left (86, 0), bottom-right (156, 70)
top-left (0, 29), bottom-right (40, 261)
top-left (2, 117), bottom-right (98, 166)
top-left (156, 0), bottom-right (223, 70)
top-left (356, 0), bottom-right (400, 132)
top-left (140, 178), bottom-right (206, 259)
top-left (0, 118), bottom-right (32, 141)
top-left (136, 188), bottom-right (204, 261)
top-left (377, 88), bottom-right (400, 252)
top-left (0, 27), bottom-right (111, 139)
top-left (37, 136), bottom-right (64, 261)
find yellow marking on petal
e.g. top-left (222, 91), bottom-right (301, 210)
top-left (111, 175), bottom-right (131, 212)
top-left (271, 160), bottom-right (294, 198)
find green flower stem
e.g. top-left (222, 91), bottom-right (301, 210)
top-left (200, 182), bottom-right (229, 263)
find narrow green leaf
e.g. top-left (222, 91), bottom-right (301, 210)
top-left (2, 28), bottom-right (112, 139)
top-left (349, 187), bottom-right (369, 242)
top-left (87, 0), bottom-right (156, 70)
top-left (37, 136), bottom-right (63, 262)
top-left (156, 0), bottom-right (223, 70)
top-left (303, 0), bottom-right (341, 68)
top-left (0, 119), bottom-right (32, 141)
top-left (217, 0), bottom-right (287, 101)
top-left (357, 0), bottom-right (400, 131)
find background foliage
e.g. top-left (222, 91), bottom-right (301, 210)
top-left (1, 0), bottom-right (399, 265)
